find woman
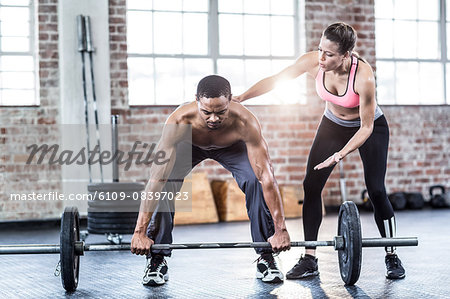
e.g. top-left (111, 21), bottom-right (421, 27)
top-left (234, 22), bottom-right (405, 280)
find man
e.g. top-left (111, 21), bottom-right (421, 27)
top-left (131, 75), bottom-right (291, 286)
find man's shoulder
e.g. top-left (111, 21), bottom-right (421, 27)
top-left (169, 101), bottom-right (197, 124)
top-left (229, 102), bottom-right (261, 139)
top-left (229, 101), bottom-right (258, 125)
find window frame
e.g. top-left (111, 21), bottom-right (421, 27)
top-left (0, 0), bottom-right (38, 107)
top-left (375, 0), bottom-right (449, 105)
top-left (127, 0), bottom-right (302, 106)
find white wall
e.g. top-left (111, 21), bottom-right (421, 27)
top-left (58, 0), bottom-right (112, 212)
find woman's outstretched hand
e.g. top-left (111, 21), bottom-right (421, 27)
top-left (231, 95), bottom-right (244, 103)
top-left (314, 152), bottom-right (342, 170)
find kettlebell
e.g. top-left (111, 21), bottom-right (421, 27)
top-left (429, 185), bottom-right (448, 208)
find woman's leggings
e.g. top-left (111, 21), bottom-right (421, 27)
top-left (303, 115), bottom-right (396, 253)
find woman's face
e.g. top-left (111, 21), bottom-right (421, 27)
top-left (317, 36), bottom-right (347, 72)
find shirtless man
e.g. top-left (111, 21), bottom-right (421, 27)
top-left (130, 75), bottom-right (291, 286)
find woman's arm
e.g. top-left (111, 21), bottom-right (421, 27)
top-left (234, 51), bottom-right (318, 103)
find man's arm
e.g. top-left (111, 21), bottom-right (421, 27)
top-left (243, 114), bottom-right (291, 252)
top-left (131, 114), bottom-right (189, 255)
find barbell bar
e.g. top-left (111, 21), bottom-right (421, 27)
top-left (0, 202), bottom-right (418, 291)
top-left (0, 237), bottom-right (418, 255)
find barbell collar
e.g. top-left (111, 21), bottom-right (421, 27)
top-left (75, 241), bottom-right (85, 256)
top-left (334, 236), bottom-right (345, 250)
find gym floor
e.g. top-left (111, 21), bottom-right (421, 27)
top-left (0, 208), bottom-right (449, 298)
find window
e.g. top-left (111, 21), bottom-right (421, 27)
top-left (375, 0), bottom-right (449, 105)
top-left (0, 0), bottom-right (37, 106)
top-left (127, 0), bottom-right (304, 105)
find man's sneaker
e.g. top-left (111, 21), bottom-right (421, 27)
top-left (142, 255), bottom-right (169, 286)
top-left (385, 254), bottom-right (405, 279)
top-left (255, 253), bottom-right (284, 283)
top-left (286, 254), bottom-right (319, 279)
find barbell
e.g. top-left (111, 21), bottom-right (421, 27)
top-left (0, 202), bottom-right (418, 291)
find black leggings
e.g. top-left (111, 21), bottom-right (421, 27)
top-left (303, 115), bottom-right (395, 248)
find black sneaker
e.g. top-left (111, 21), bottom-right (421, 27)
top-left (385, 254), bottom-right (405, 279)
top-left (142, 255), bottom-right (169, 286)
top-left (286, 254), bottom-right (319, 279)
top-left (255, 253), bottom-right (284, 283)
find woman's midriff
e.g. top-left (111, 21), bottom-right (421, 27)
top-left (327, 102), bottom-right (360, 120)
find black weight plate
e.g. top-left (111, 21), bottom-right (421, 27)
top-left (87, 182), bottom-right (145, 192)
top-left (87, 211), bottom-right (139, 218)
top-left (406, 192), bottom-right (424, 209)
top-left (87, 223), bottom-right (138, 230)
top-left (88, 217), bottom-right (138, 225)
top-left (88, 222), bottom-right (136, 230)
top-left (337, 201), bottom-right (362, 286)
top-left (86, 205), bottom-right (140, 213)
top-left (60, 206), bottom-right (80, 292)
top-left (87, 226), bottom-right (135, 234)
top-left (87, 199), bottom-right (140, 208)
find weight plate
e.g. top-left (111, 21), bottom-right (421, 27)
top-left (60, 206), bottom-right (80, 292)
top-left (87, 182), bottom-right (145, 192)
top-left (86, 205), bottom-right (140, 213)
top-left (88, 217), bottom-right (138, 225)
top-left (87, 211), bottom-right (139, 218)
top-left (337, 201), bottom-right (362, 286)
top-left (87, 222), bottom-right (136, 230)
top-left (87, 226), bottom-right (135, 234)
top-left (405, 192), bottom-right (424, 209)
top-left (87, 199), bottom-right (140, 208)
top-left (87, 201), bottom-right (140, 208)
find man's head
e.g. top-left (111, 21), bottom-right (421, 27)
top-left (196, 75), bottom-right (232, 130)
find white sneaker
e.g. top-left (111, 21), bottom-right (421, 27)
top-left (255, 253), bottom-right (284, 283)
top-left (142, 255), bottom-right (169, 286)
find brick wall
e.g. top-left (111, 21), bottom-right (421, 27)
top-left (109, 0), bottom-right (449, 206)
top-left (109, 0), bottom-right (128, 110)
top-left (0, 0), bottom-right (62, 220)
top-left (304, 0), bottom-right (376, 66)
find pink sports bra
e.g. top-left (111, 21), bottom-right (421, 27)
top-left (315, 55), bottom-right (360, 108)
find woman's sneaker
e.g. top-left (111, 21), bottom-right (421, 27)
top-left (142, 255), bottom-right (169, 286)
top-left (385, 254), bottom-right (405, 279)
top-left (286, 254), bottom-right (319, 279)
top-left (255, 253), bottom-right (284, 283)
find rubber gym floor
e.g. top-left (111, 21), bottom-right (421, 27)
top-left (0, 208), bottom-right (449, 298)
